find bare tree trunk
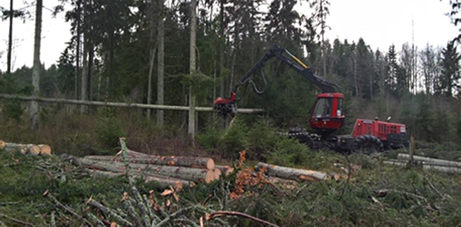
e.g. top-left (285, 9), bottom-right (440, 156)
top-left (188, 0), bottom-right (197, 142)
top-left (75, 0), bottom-right (81, 100)
top-left (87, 0), bottom-right (93, 102)
top-left (81, 28), bottom-right (88, 112)
top-left (157, 0), bottom-right (165, 126)
top-left (147, 0), bottom-right (157, 120)
top-left (7, 0), bottom-right (13, 74)
top-left (88, 39), bottom-right (93, 102)
top-left (29, 0), bottom-right (42, 130)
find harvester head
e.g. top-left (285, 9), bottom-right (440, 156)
top-left (213, 92), bottom-right (237, 119)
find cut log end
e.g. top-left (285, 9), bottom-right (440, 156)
top-left (0, 140), bottom-right (5, 150)
top-left (205, 170), bottom-right (215, 183)
top-left (207, 159), bottom-right (215, 170)
top-left (29, 145), bottom-right (41, 155)
top-left (213, 168), bottom-right (222, 180)
top-left (216, 165), bottom-right (235, 176)
top-left (39, 144), bottom-right (52, 155)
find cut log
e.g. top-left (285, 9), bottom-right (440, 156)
top-left (128, 163), bottom-right (215, 183)
top-left (213, 168), bottom-right (222, 180)
top-left (86, 169), bottom-right (192, 188)
top-left (28, 145), bottom-right (41, 155)
top-left (384, 160), bottom-right (461, 174)
top-left (85, 154), bottom-right (215, 170)
top-left (115, 149), bottom-right (151, 158)
top-left (38, 144), bottom-right (52, 155)
top-left (398, 154), bottom-right (461, 168)
top-left (256, 162), bottom-right (333, 181)
top-left (2, 143), bottom-right (40, 155)
top-left (0, 140), bottom-right (5, 150)
top-left (72, 157), bottom-right (216, 183)
top-left (265, 176), bottom-right (298, 186)
top-left (215, 165), bottom-right (235, 176)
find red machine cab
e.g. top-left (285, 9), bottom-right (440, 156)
top-left (309, 93), bottom-right (345, 135)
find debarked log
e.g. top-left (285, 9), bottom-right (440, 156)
top-left (85, 153), bottom-right (215, 170)
top-left (256, 162), bottom-right (334, 181)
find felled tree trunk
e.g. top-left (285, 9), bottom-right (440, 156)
top-left (398, 154), bottom-right (461, 168)
top-left (38, 144), bottom-right (52, 155)
top-left (115, 149), bottom-right (150, 158)
top-left (256, 162), bottom-right (334, 181)
top-left (0, 140), bottom-right (5, 150)
top-left (384, 159), bottom-right (461, 174)
top-left (0, 141), bottom-right (51, 155)
top-left (85, 154), bottom-right (215, 170)
top-left (129, 163), bottom-right (216, 183)
top-left (87, 169), bottom-right (192, 188)
top-left (2, 142), bottom-right (40, 155)
top-left (72, 157), bottom-right (217, 183)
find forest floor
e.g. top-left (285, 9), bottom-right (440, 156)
top-left (1, 141), bottom-right (461, 226)
top-left (1, 110), bottom-right (461, 226)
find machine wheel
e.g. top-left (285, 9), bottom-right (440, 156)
top-left (353, 135), bottom-right (384, 155)
top-left (288, 130), bottom-right (320, 150)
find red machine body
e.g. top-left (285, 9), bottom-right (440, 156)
top-left (351, 118), bottom-right (406, 149)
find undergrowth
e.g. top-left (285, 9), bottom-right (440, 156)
top-left (0, 107), bottom-right (461, 226)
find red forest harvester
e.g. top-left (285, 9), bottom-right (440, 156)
top-left (213, 44), bottom-right (408, 154)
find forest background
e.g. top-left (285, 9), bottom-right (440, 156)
top-left (2, 1), bottom-right (461, 226)
top-left (0, 0), bottom-right (461, 152)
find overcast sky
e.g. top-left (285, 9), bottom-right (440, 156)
top-left (0, 0), bottom-right (459, 72)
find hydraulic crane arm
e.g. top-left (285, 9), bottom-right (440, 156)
top-left (228, 44), bottom-right (339, 96)
top-left (214, 44), bottom-right (345, 135)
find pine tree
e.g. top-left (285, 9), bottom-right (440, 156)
top-left (440, 41), bottom-right (461, 97)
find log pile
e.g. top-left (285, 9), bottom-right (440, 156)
top-left (384, 153), bottom-right (461, 174)
top-left (68, 149), bottom-right (229, 188)
top-left (0, 140), bottom-right (52, 155)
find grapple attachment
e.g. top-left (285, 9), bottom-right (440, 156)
top-left (213, 92), bottom-right (237, 119)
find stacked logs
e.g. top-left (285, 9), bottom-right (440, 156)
top-left (0, 140), bottom-right (52, 155)
top-left (384, 153), bottom-right (461, 174)
top-left (68, 149), bottom-right (234, 188)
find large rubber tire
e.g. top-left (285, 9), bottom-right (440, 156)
top-left (288, 130), bottom-right (320, 150)
top-left (353, 135), bottom-right (384, 155)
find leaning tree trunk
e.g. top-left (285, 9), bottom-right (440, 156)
top-left (29, 0), bottom-right (42, 130)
